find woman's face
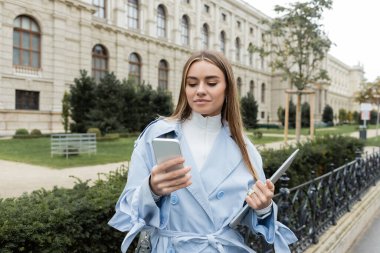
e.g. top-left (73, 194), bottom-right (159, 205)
top-left (185, 60), bottom-right (226, 117)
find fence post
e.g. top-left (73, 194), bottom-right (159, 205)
top-left (278, 173), bottom-right (291, 227)
top-left (309, 170), bottom-right (319, 244)
top-left (329, 163), bottom-right (337, 226)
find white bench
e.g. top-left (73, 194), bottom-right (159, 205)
top-left (51, 133), bottom-right (97, 158)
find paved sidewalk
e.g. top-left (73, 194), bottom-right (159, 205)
top-left (0, 160), bottom-right (127, 198)
top-left (348, 208), bottom-right (380, 253)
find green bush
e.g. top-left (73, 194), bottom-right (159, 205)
top-left (0, 166), bottom-right (137, 252)
top-left (253, 130), bottom-right (263, 139)
top-left (14, 128), bottom-right (29, 136)
top-left (87, 128), bottom-right (101, 138)
top-left (261, 135), bottom-right (364, 188)
top-left (30, 129), bottom-right (42, 136)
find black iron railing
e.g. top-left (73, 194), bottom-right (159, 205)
top-left (241, 149), bottom-right (380, 253)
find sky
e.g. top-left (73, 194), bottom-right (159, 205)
top-left (245, 0), bottom-right (380, 82)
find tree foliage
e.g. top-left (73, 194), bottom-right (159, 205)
top-left (278, 100), bottom-right (296, 128)
top-left (256, 0), bottom-right (332, 90)
top-left (322, 104), bottom-right (334, 124)
top-left (69, 70), bottom-right (96, 133)
top-left (301, 102), bottom-right (310, 127)
top-left (69, 70), bottom-right (173, 134)
top-left (61, 91), bottom-right (70, 133)
top-left (240, 93), bottom-right (258, 129)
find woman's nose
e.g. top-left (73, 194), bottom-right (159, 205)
top-left (196, 83), bottom-right (206, 96)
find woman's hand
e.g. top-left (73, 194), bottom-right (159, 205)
top-left (245, 179), bottom-right (275, 210)
top-left (150, 157), bottom-right (192, 196)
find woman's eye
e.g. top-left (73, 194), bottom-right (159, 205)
top-left (208, 82), bottom-right (217, 86)
top-left (187, 83), bottom-right (197, 87)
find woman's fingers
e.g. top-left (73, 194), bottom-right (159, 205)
top-left (246, 180), bottom-right (275, 210)
top-left (150, 157), bottom-right (192, 196)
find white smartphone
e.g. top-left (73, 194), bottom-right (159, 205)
top-left (152, 138), bottom-right (184, 172)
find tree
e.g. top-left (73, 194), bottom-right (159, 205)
top-left (301, 102), bottom-right (310, 127)
top-left (240, 93), bottom-right (258, 129)
top-left (61, 91), bottom-right (70, 133)
top-left (279, 100), bottom-right (296, 128)
top-left (322, 104), bottom-right (333, 125)
top-left (338, 108), bottom-right (348, 124)
top-left (88, 72), bottom-right (124, 134)
top-left (69, 70), bottom-right (96, 133)
top-left (254, 0), bottom-right (332, 141)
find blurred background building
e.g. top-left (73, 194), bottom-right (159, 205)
top-left (0, 0), bottom-right (364, 135)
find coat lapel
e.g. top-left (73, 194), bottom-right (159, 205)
top-left (201, 127), bottom-right (243, 196)
top-left (179, 135), bottom-right (215, 223)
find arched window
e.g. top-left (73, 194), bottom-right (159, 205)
top-left (129, 53), bottom-right (141, 84)
top-left (93, 0), bottom-right (106, 18)
top-left (157, 5), bottom-right (166, 38)
top-left (235, 37), bottom-right (241, 62)
top-left (92, 44), bottom-right (108, 83)
top-left (261, 82), bottom-right (266, 103)
top-left (248, 43), bottom-right (254, 66)
top-left (13, 15), bottom-right (41, 68)
top-left (220, 31), bottom-right (226, 54)
top-left (249, 80), bottom-right (254, 95)
top-left (127, 0), bottom-right (139, 29)
top-left (201, 23), bottom-right (209, 49)
top-left (237, 77), bottom-right (242, 97)
top-left (158, 59), bottom-right (169, 90)
top-left (181, 15), bottom-right (190, 46)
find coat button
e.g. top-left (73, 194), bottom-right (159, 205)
top-left (170, 194), bottom-right (179, 205)
top-left (216, 191), bottom-right (225, 199)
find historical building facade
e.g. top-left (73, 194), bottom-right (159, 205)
top-left (0, 0), bottom-right (364, 135)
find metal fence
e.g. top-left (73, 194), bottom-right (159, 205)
top-left (240, 150), bottom-right (380, 253)
top-left (51, 133), bottom-right (97, 158)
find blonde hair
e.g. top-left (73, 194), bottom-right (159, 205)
top-left (169, 50), bottom-right (258, 180)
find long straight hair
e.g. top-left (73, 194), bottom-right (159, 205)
top-left (169, 50), bottom-right (258, 180)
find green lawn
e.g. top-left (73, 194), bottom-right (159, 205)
top-left (0, 137), bottom-right (135, 169)
top-left (253, 124), bottom-right (358, 136)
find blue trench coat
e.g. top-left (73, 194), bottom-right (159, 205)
top-left (109, 119), bottom-right (297, 253)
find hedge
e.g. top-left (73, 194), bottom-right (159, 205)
top-left (0, 166), bottom-right (137, 253)
top-left (261, 135), bottom-right (365, 188)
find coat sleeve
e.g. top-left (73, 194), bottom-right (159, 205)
top-left (108, 135), bottom-right (171, 252)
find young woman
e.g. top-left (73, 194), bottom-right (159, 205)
top-left (109, 50), bottom-right (297, 252)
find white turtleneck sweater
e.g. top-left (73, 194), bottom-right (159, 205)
top-left (182, 112), bottom-right (222, 170)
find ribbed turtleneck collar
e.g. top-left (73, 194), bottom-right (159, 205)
top-left (187, 111), bottom-right (222, 131)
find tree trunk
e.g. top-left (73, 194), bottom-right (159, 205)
top-left (296, 93), bottom-right (302, 142)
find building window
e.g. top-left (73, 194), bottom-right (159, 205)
top-left (237, 21), bottom-right (241, 29)
top-left (249, 80), bottom-right (254, 95)
top-left (235, 37), bottom-right (241, 62)
top-left (157, 5), bottom-right (166, 38)
top-left (250, 27), bottom-right (253, 34)
top-left (127, 0), bottom-right (139, 29)
top-left (181, 15), bottom-right (190, 46)
top-left (158, 59), bottom-right (169, 90)
top-left (13, 15), bottom-right (41, 68)
top-left (221, 13), bottom-right (226, 21)
top-left (261, 111), bottom-right (265, 119)
top-left (248, 42), bottom-right (254, 66)
top-left (220, 31), bottom-right (225, 54)
top-left (93, 0), bottom-right (106, 18)
top-left (129, 52), bottom-right (141, 84)
top-left (261, 82), bottom-right (266, 103)
top-left (92, 44), bottom-right (108, 83)
top-left (237, 77), bottom-right (242, 97)
top-left (204, 4), bottom-right (209, 13)
top-left (15, 90), bottom-right (39, 110)
top-left (201, 23), bottom-right (209, 49)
